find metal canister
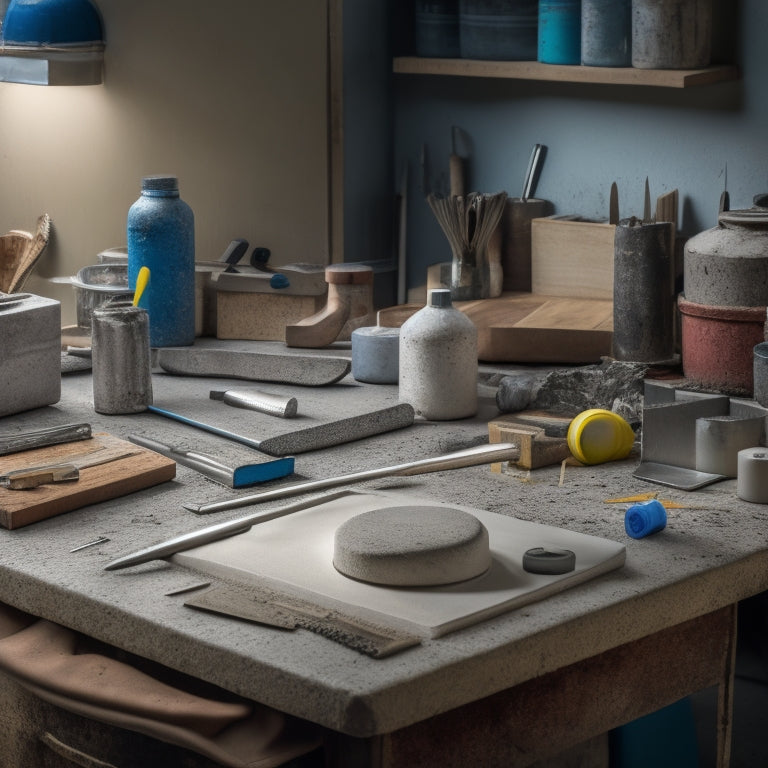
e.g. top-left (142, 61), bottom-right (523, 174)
top-left (581, 0), bottom-right (631, 67)
top-left (612, 218), bottom-right (676, 363)
top-left (91, 303), bottom-right (153, 414)
top-left (415, 0), bottom-right (460, 58)
top-left (632, 0), bottom-right (712, 69)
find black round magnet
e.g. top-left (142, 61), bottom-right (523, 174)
top-left (523, 547), bottom-right (576, 575)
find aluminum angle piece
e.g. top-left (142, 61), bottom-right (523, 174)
top-left (633, 461), bottom-right (725, 491)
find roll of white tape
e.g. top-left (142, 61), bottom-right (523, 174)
top-left (351, 326), bottom-right (400, 384)
top-left (737, 447), bottom-right (768, 503)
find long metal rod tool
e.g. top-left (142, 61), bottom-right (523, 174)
top-left (104, 442), bottom-right (519, 571)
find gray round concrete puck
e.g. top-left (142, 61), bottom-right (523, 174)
top-left (351, 326), bottom-right (400, 384)
top-left (333, 505), bottom-right (492, 586)
top-left (522, 547), bottom-right (576, 575)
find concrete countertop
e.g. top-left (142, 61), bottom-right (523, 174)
top-left (2, 339), bottom-right (768, 738)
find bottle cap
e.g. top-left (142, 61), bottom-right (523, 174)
top-left (624, 499), bottom-right (667, 539)
top-left (429, 289), bottom-right (452, 308)
top-left (141, 175), bottom-right (178, 192)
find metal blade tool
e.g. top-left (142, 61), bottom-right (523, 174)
top-left (104, 442), bottom-right (520, 570)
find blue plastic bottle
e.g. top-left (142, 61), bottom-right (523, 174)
top-left (127, 175), bottom-right (195, 347)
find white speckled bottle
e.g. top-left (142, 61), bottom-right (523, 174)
top-left (399, 289), bottom-right (478, 420)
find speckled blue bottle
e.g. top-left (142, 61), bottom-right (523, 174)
top-left (127, 175), bottom-right (195, 347)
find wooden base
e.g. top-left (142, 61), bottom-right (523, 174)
top-left (0, 434), bottom-right (176, 529)
top-left (329, 606), bottom-right (736, 767)
top-left (378, 293), bottom-right (613, 364)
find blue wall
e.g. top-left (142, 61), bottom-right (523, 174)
top-left (392, 0), bottom-right (763, 293)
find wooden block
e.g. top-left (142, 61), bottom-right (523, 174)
top-left (461, 293), bottom-right (613, 363)
top-left (488, 414), bottom-right (572, 471)
top-left (531, 217), bottom-right (615, 300)
top-left (216, 292), bottom-right (325, 341)
top-left (378, 293), bottom-right (613, 364)
top-left (426, 262), bottom-right (451, 293)
top-left (0, 434), bottom-right (176, 529)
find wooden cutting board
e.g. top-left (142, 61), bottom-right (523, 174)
top-left (0, 433), bottom-right (176, 529)
top-left (377, 292), bottom-right (613, 364)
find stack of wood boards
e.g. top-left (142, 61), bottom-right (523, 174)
top-left (379, 216), bottom-right (615, 363)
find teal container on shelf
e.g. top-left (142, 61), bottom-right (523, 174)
top-left (458, 0), bottom-right (539, 61)
top-left (581, 0), bottom-right (631, 66)
top-left (415, 0), bottom-right (460, 58)
top-left (538, 0), bottom-right (581, 64)
top-left (127, 175), bottom-right (195, 348)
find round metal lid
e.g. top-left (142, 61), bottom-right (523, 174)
top-left (718, 194), bottom-right (768, 227)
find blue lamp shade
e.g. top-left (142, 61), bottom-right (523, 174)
top-left (2, 0), bottom-right (103, 46)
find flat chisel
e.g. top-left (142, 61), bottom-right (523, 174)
top-left (0, 423), bottom-right (92, 457)
top-left (127, 434), bottom-right (295, 488)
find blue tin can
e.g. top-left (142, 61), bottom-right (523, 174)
top-left (581, 0), bottom-right (631, 66)
top-left (538, 0), bottom-right (581, 65)
top-left (459, 0), bottom-right (539, 61)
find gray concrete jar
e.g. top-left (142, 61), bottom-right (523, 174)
top-left (398, 289), bottom-right (478, 420)
top-left (684, 196), bottom-right (768, 308)
top-left (92, 303), bottom-right (153, 414)
top-left (632, 0), bottom-right (712, 69)
top-left (582, 0), bottom-right (631, 67)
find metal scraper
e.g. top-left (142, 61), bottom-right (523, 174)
top-left (147, 402), bottom-right (415, 457)
top-left (156, 347), bottom-right (351, 386)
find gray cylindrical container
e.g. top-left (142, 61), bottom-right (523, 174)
top-left (459, 0), bottom-right (539, 61)
top-left (351, 326), bottom-right (400, 384)
top-left (612, 218), bottom-right (676, 363)
top-left (92, 304), bottom-right (153, 414)
top-left (415, 0), bottom-right (461, 58)
top-left (582, 0), bottom-right (631, 66)
top-left (754, 342), bottom-right (768, 408)
top-left (398, 289), bottom-right (477, 420)
top-left (632, 0), bottom-right (712, 69)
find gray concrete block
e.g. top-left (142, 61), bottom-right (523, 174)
top-left (0, 294), bottom-right (60, 417)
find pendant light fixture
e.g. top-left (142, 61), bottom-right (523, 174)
top-left (0, 0), bottom-right (104, 85)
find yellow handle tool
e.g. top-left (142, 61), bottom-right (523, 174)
top-left (133, 266), bottom-right (150, 306)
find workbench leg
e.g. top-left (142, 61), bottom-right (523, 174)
top-left (715, 604), bottom-right (738, 768)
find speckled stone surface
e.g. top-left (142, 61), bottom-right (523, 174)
top-left (2, 338), bottom-right (768, 740)
top-left (332, 505), bottom-right (491, 586)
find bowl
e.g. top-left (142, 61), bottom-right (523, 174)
top-left (72, 263), bottom-right (133, 329)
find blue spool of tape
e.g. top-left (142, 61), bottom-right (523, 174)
top-left (625, 499), bottom-right (667, 539)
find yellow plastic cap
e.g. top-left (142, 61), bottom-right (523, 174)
top-left (567, 409), bottom-right (635, 465)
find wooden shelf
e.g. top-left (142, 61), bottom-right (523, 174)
top-left (393, 57), bottom-right (739, 88)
